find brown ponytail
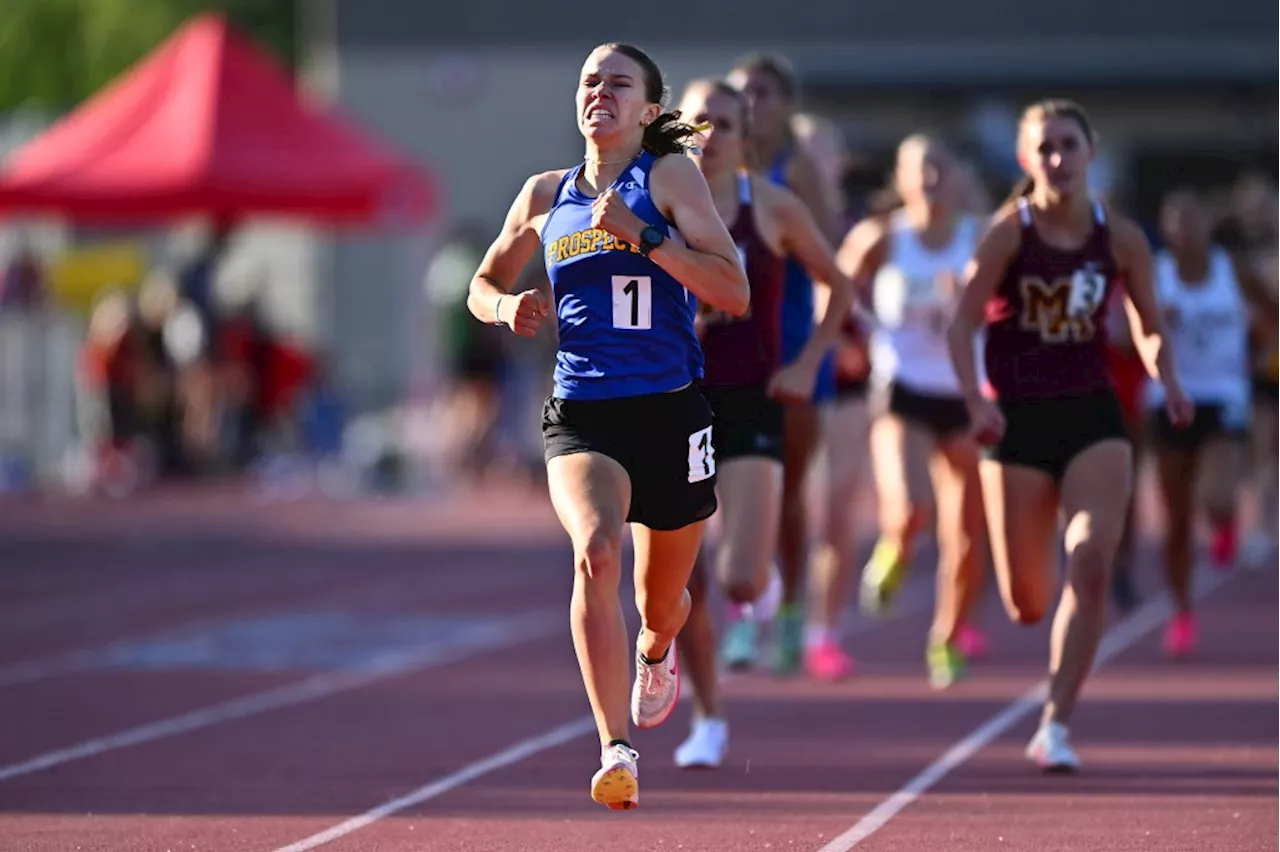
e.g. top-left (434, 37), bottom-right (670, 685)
top-left (1003, 175), bottom-right (1035, 206)
top-left (641, 111), bottom-right (703, 156)
top-left (867, 187), bottom-right (904, 215)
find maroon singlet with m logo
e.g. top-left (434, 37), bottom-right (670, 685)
top-left (983, 198), bottom-right (1120, 401)
top-left (698, 173), bottom-right (787, 388)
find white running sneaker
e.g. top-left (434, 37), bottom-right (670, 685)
top-left (631, 641), bottom-right (680, 729)
top-left (674, 717), bottom-right (729, 769)
top-left (755, 562), bottom-right (784, 623)
top-left (591, 743), bottom-right (640, 810)
top-left (1025, 721), bottom-right (1081, 773)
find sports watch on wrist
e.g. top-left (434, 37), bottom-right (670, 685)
top-left (638, 225), bottom-right (665, 258)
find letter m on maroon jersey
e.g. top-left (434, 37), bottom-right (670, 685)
top-left (1018, 276), bottom-right (1095, 343)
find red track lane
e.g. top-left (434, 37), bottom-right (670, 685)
top-left (0, 489), bottom-right (1275, 852)
top-left (272, 570), bottom-right (1272, 852)
top-left (0, 540), bottom-right (568, 667)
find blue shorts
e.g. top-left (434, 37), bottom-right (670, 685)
top-left (780, 259), bottom-right (836, 405)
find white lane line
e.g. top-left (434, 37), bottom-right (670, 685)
top-left (268, 567), bottom-right (1236, 852)
top-left (272, 716), bottom-right (598, 852)
top-left (0, 607), bottom-right (265, 689)
top-left (0, 610), bottom-right (561, 784)
top-left (0, 569), bottom-right (563, 690)
top-left (814, 566), bottom-right (1234, 851)
top-left (268, 575), bottom-right (937, 851)
top-left (0, 585), bottom-right (921, 693)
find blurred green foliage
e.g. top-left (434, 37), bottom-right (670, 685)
top-left (0, 0), bottom-right (296, 114)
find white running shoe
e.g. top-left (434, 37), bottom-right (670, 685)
top-left (674, 717), bottom-right (729, 769)
top-left (591, 743), bottom-right (640, 810)
top-left (1025, 721), bottom-right (1081, 773)
top-left (755, 562), bottom-right (784, 623)
top-left (631, 641), bottom-right (680, 729)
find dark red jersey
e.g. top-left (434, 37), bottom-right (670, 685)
top-left (983, 198), bottom-right (1120, 401)
top-left (699, 172), bottom-right (786, 388)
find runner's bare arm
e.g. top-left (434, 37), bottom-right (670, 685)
top-left (647, 153), bottom-right (750, 315)
top-left (468, 171), bottom-right (562, 329)
top-left (947, 207), bottom-right (1021, 401)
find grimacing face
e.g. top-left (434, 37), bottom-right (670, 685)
top-left (576, 48), bottom-right (659, 143)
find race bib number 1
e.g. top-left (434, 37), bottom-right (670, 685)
top-left (612, 275), bottom-right (652, 330)
top-left (687, 426), bottom-right (715, 483)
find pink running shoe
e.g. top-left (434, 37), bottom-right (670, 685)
top-left (804, 640), bottom-right (855, 681)
top-left (954, 623), bottom-right (990, 661)
top-left (1162, 612), bottom-right (1197, 659)
top-left (1210, 521), bottom-right (1238, 571)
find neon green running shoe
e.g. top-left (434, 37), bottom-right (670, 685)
top-left (859, 538), bottom-right (908, 617)
top-left (926, 641), bottom-right (969, 690)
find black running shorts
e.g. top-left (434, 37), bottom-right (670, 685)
top-left (701, 383), bottom-right (784, 463)
top-left (1149, 401), bottom-right (1249, 453)
top-left (542, 383), bottom-right (718, 530)
top-left (983, 389), bottom-right (1130, 482)
top-left (872, 380), bottom-right (970, 440)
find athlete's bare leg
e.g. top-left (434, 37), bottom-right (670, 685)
top-left (1047, 439), bottom-right (1134, 726)
top-left (805, 396), bottom-right (868, 678)
top-left (547, 452), bottom-right (633, 747)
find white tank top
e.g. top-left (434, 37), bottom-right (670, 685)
top-left (1145, 247), bottom-right (1251, 421)
top-left (869, 211), bottom-right (981, 396)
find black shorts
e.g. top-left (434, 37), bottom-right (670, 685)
top-left (702, 383), bottom-right (784, 462)
top-left (834, 377), bottom-right (869, 402)
top-left (984, 389), bottom-right (1130, 482)
top-left (1252, 377), bottom-right (1279, 402)
top-left (872, 381), bottom-right (970, 440)
top-left (542, 384), bottom-right (718, 531)
top-left (1150, 401), bottom-right (1250, 453)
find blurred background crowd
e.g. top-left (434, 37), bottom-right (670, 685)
top-left (0, 0), bottom-right (1274, 503)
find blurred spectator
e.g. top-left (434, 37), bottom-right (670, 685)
top-left (179, 220), bottom-right (234, 329)
top-left (424, 223), bottom-right (509, 481)
top-left (299, 353), bottom-right (345, 461)
top-left (217, 297), bottom-right (277, 469)
top-left (0, 238), bottom-right (47, 312)
top-left (78, 290), bottom-right (137, 450)
top-left (76, 289), bottom-right (146, 495)
top-left (0, 238), bottom-right (49, 493)
top-left (133, 270), bottom-right (184, 477)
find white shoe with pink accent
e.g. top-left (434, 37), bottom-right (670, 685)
top-left (631, 640), bottom-right (680, 729)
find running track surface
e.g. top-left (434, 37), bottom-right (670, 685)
top-left (1, 483), bottom-right (1275, 852)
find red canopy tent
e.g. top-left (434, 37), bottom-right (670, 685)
top-left (0, 13), bottom-right (436, 226)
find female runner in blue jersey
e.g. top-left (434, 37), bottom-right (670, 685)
top-left (467, 43), bottom-right (749, 810)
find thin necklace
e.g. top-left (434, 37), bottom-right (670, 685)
top-left (584, 152), bottom-right (640, 166)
